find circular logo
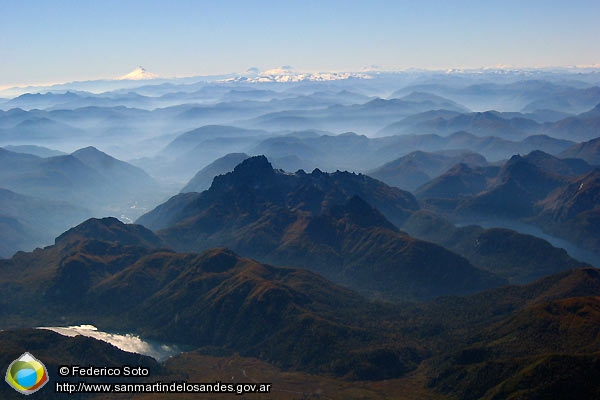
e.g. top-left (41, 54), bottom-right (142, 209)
top-left (5, 352), bottom-right (49, 395)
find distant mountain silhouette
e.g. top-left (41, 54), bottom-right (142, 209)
top-left (369, 150), bottom-right (487, 191)
top-left (394, 91), bottom-right (470, 112)
top-left (403, 210), bottom-right (587, 283)
top-left (0, 188), bottom-right (88, 258)
top-left (3, 144), bottom-right (66, 158)
top-left (376, 109), bottom-right (464, 136)
top-left (522, 87), bottom-right (600, 114)
top-left (378, 110), bottom-right (541, 140)
top-left (4, 91), bottom-right (83, 110)
top-left (392, 80), bottom-right (600, 114)
top-left (559, 136), bottom-right (600, 165)
top-left (0, 146), bottom-right (160, 210)
top-left (418, 151), bottom-right (593, 218)
top-left (248, 130), bottom-right (572, 174)
top-left (375, 131), bottom-right (573, 163)
top-left (247, 96), bottom-right (470, 134)
top-left (0, 147), bottom-right (112, 205)
top-left (416, 163), bottom-right (498, 200)
top-left (3, 116), bottom-right (84, 140)
top-left (543, 102), bottom-right (600, 141)
top-left (163, 125), bottom-right (267, 157)
top-left (458, 152), bottom-right (579, 218)
top-left (72, 146), bottom-right (157, 190)
top-left (519, 134), bottom-right (578, 154)
top-left (520, 149), bottom-right (592, 176)
top-left (416, 151), bottom-right (600, 258)
top-left (251, 131), bottom-right (374, 171)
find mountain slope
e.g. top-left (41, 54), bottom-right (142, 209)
top-left (0, 148), bottom-right (110, 205)
top-left (415, 152), bottom-right (600, 259)
top-left (395, 91), bottom-right (470, 112)
top-left (403, 210), bottom-right (587, 283)
top-left (559, 137), bottom-right (600, 165)
top-left (140, 155), bottom-right (419, 230)
top-left (0, 146), bottom-right (164, 224)
top-left (375, 131), bottom-right (574, 163)
top-left (3, 144), bottom-right (66, 158)
top-left (535, 169), bottom-right (600, 254)
top-left (426, 286), bottom-right (600, 400)
top-left (543, 102), bottom-right (600, 141)
top-left (2, 217), bottom-right (599, 395)
top-left (368, 150), bottom-right (487, 191)
top-left (457, 153), bottom-right (572, 218)
top-left (71, 146), bottom-right (157, 190)
top-left (377, 110), bottom-right (540, 140)
top-left (418, 151), bottom-right (593, 219)
top-left (248, 97), bottom-right (471, 134)
top-left (163, 125), bottom-right (267, 156)
top-left (138, 156), bottom-right (503, 300)
top-left (416, 163), bottom-right (498, 200)
top-left (0, 188), bottom-right (89, 258)
top-left (0, 217), bottom-right (423, 380)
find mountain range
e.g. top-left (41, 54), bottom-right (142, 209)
top-left (391, 80), bottom-right (600, 114)
top-left (138, 156), bottom-right (506, 300)
top-left (2, 70), bottom-right (600, 399)
top-left (3, 144), bottom-right (66, 157)
top-left (0, 217), bottom-right (425, 379)
top-left (535, 169), bottom-right (600, 256)
top-left (402, 210), bottom-right (587, 283)
top-left (1, 215), bottom-right (599, 398)
top-left (0, 188), bottom-right (88, 258)
top-left (0, 146), bottom-right (166, 257)
top-left (415, 150), bottom-right (600, 260)
top-left (0, 145), bottom-right (158, 207)
top-left (377, 110), bottom-right (541, 140)
top-left (368, 150), bottom-right (488, 191)
top-left (559, 136), bottom-right (600, 165)
top-left (421, 267), bottom-right (600, 400)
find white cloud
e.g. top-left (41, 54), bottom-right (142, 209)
top-left (38, 325), bottom-right (180, 361)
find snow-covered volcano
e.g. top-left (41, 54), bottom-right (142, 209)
top-left (119, 66), bottom-right (160, 80)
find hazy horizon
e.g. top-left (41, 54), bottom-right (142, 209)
top-left (2, 0), bottom-right (600, 90)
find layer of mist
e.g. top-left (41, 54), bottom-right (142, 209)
top-left (39, 325), bottom-right (181, 362)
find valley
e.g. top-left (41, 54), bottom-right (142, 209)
top-left (1, 67), bottom-right (600, 399)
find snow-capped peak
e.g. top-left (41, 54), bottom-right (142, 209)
top-left (118, 66), bottom-right (159, 81)
top-left (222, 66), bottom-right (370, 83)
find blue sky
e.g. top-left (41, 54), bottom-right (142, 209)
top-left (1, 0), bottom-right (599, 88)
